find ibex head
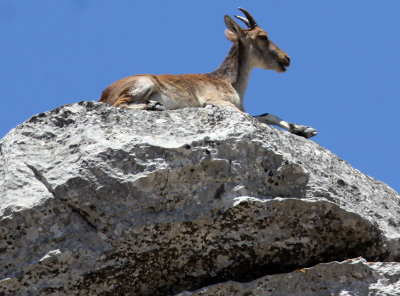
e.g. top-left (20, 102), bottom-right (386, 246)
top-left (224, 8), bottom-right (290, 73)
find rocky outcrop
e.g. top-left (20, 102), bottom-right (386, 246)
top-left (0, 101), bottom-right (399, 295)
top-left (178, 258), bottom-right (400, 296)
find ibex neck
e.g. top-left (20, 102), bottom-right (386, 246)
top-left (207, 41), bottom-right (253, 104)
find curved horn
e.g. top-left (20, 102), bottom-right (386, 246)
top-left (238, 7), bottom-right (258, 29)
top-left (234, 15), bottom-right (250, 28)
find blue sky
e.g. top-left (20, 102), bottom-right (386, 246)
top-left (1, 1), bottom-right (399, 192)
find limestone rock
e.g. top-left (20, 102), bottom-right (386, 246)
top-left (0, 101), bottom-right (399, 295)
top-left (177, 258), bottom-right (400, 296)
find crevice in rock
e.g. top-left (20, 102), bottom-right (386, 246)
top-left (63, 202), bottom-right (98, 231)
top-left (177, 260), bottom-right (344, 295)
top-left (192, 254), bottom-right (377, 295)
top-left (213, 183), bottom-right (225, 200)
top-left (25, 163), bottom-right (97, 231)
top-left (25, 164), bottom-right (54, 195)
top-left (175, 257), bottom-right (386, 296)
top-left (174, 252), bottom-right (382, 296)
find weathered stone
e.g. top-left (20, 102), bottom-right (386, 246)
top-left (0, 101), bottom-right (399, 295)
top-left (177, 257), bottom-right (400, 296)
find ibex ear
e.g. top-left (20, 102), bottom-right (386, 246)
top-left (225, 29), bottom-right (238, 42)
top-left (224, 15), bottom-right (245, 39)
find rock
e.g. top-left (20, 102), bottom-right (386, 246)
top-left (177, 257), bottom-right (400, 296)
top-left (0, 101), bottom-right (399, 295)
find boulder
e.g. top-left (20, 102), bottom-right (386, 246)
top-left (0, 101), bottom-right (399, 295)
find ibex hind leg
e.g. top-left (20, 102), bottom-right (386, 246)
top-left (114, 78), bottom-right (165, 111)
top-left (116, 100), bottom-right (166, 111)
top-left (145, 100), bottom-right (166, 111)
top-left (254, 113), bottom-right (317, 138)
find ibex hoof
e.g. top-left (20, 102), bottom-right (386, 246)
top-left (291, 125), bottom-right (318, 138)
top-left (204, 104), bottom-right (216, 109)
top-left (146, 100), bottom-right (166, 111)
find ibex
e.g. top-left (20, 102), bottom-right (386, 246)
top-left (99, 8), bottom-right (317, 138)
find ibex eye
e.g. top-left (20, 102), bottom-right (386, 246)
top-left (260, 35), bottom-right (268, 41)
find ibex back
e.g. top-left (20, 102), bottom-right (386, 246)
top-left (99, 8), bottom-right (317, 138)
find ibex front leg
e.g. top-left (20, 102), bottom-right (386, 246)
top-left (254, 113), bottom-right (317, 138)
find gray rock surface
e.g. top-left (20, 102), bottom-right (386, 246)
top-left (0, 101), bottom-right (399, 295)
top-left (178, 257), bottom-right (400, 296)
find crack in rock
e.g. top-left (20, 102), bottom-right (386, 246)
top-left (176, 257), bottom-right (400, 296)
top-left (25, 163), bottom-right (97, 231)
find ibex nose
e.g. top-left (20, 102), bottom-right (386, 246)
top-left (284, 55), bottom-right (290, 65)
